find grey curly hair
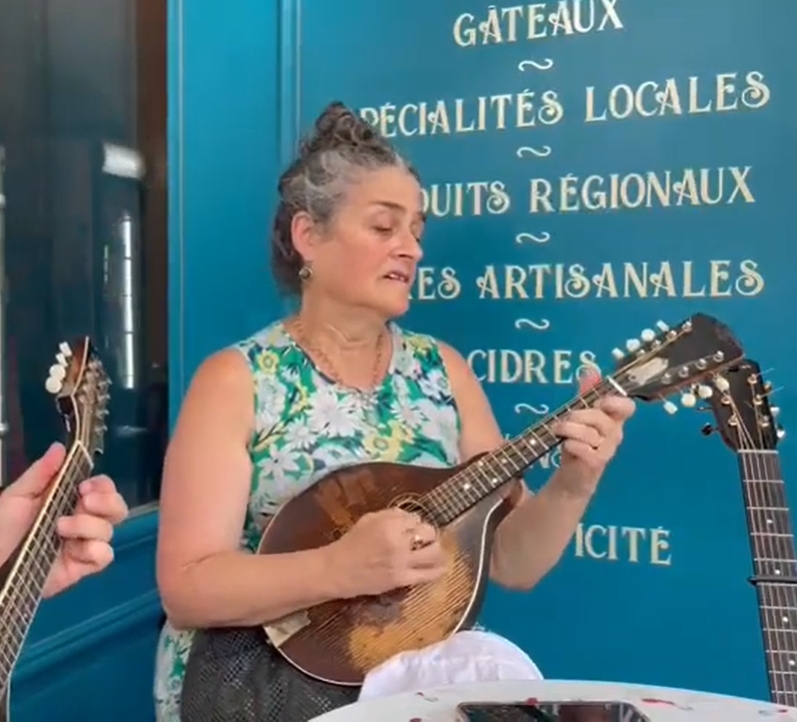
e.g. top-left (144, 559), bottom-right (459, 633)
top-left (270, 101), bottom-right (417, 294)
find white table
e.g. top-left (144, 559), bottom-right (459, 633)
top-left (310, 679), bottom-right (797, 721)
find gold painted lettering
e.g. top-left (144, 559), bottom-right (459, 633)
top-left (408, 267), bottom-right (461, 301)
top-left (650, 528), bottom-right (672, 565)
top-left (574, 524), bottom-right (672, 565)
top-left (360, 91), bottom-right (564, 138)
top-left (422, 181), bottom-right (511, 218)
top-left (585, 71), bottom-right (770, 122)
top-left (467, 348), bottom-right (598, 385)
top-left (528, 167), bottom-right (755, 213)
top-left (453, 0), bottom-right (624, 48)
top-left (476, 261), bottom-right (764, 300)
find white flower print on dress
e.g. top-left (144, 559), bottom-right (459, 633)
top-left (154, 323), bottom-right (463, 721)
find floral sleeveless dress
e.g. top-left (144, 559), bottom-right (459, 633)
top-left (153, 320), bottom-right (462, 720)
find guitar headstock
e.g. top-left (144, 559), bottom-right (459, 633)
top-left (704, 360), bottom-right (783, 452)
top-left (611, 313), bottom-right (743, 413)
top-left (45, 338), bottom-right (110, 456)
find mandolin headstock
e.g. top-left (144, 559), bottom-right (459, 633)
top-left (610, 313), bottom-right (744, 413)
top-left (45, 338), bottom-right (111, 457)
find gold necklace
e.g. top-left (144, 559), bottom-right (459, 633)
top-left (291, 318), bottom-right (388, 393)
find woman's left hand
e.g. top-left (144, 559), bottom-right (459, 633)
top-left (552, 371), bottom-right (636, 494)
top-left (0, 443), bottom-right (129, 598)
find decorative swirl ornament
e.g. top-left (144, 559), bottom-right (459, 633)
top-left (514, 318), bottom-right (551, 331)
top-left (516, 146), bottom-right (552, 158)
top-left (514, 402), bottom-right (551, 416)
top-left (517, 58), bottom-right (555, 71)
top-left (515, 232), bottom-right (551, 244)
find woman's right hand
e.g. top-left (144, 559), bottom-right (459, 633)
top-left (327, 508), bottom-right (447, 598)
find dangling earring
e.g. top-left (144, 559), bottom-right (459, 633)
top-left (298, 263), bottom-right (313, 282)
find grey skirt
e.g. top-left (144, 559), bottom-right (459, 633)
top-left (179, 626), bottom-right (360, 722)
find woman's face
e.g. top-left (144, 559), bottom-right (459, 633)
top-left (295, 165), bottom-right (425, 319)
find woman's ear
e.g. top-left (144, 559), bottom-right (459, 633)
top-left (290, 211), bottom-right (318, 263)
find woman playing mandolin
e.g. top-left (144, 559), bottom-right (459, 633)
top-left (154, 102), bottom-right (636, 721)
top-left (0, 441), bottom-right (128, 596)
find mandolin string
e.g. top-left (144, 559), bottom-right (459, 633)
top-left (734, 394), bottom-right (797, 704)
top-left (301, 366), bottom-right (663, 647)
top-left (0, 452), bottom-right (91, 651)
top-left (0, 454), bottom-right (90, 686)
top-left (418, 371), bottom-right (628, 522)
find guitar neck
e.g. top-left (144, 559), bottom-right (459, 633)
top-left (428, 375), bottom-right (623, 525)
top-left (0, 447), bottom-right (92, 686)
top-left (739, 449), bottom-right (797, 706)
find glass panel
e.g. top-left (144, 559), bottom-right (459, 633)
top-left (0, 0), bottom-right (167, 509)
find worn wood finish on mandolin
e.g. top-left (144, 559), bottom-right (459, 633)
top-left (257, 314), bottom-right (744, 685)
top-left (258, 460), bottom-right (513, 685)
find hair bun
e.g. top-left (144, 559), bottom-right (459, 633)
top-left (299, 101), bottom-right (378, 157)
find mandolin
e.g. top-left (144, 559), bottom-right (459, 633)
top-left (704, 360), bottom-right (796, 707)
top-left (258, 313), bottom-right (744, 685)
top-left (0, 339), bottom-right (110, 721)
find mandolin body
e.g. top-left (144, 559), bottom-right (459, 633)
top-left (257, 459), bottom-right (514, 686)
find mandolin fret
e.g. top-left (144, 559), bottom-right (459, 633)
top-left (0, 451), bottom-right (92, 683)
top-left (427, 381), bottom-right (615, 524)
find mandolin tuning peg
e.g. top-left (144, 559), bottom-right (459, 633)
top-left (611, 348), bottom-right (624, 360)
top-left (55, 352), bottom-right (67, 366)
top-left (58, 341), bottom-right (72, 357)
top-left (662, 400), bottom-right (678, 415)
top-left (656, 320), bottom-right (669, 332)
top-left (771, 406), bottom-right (781, 417)
top-left (696, 384), bottom-right (713, 399)
top-left (777, 427), bottom-right (787, 440)
top-left (626, 338), bottom-right (641, 352)
top-left (714, 376), bottom-right (730, 392)
top-left (680, 391), bottom-right (697, 408)
top-left (44, 375), bottom-right (62, 394)
top-left (640, 328), bottom-right (655, 342)
top-left (48, 364), bottom-right (66, 382)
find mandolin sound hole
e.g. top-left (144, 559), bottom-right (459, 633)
top-left (391, 495), bottom-right (437, 531)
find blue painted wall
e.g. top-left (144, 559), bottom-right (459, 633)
top-left (166, 0), bottom-right (797, 709)
top-left (168, 0), bottom-right (283, 409)
top-left (292, 0), bottom-right (797, 702)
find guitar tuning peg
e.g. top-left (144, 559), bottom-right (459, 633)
top-left (58, 341), bottom-right (72, 357)
top-left (696, 384), bottom-right (713, 399)
top-left (611, 348), bottom-right (624, 361)
top-left (626, 338), bottom-right (641, 352)
top-left (764, 382), bottom-right (773, 392)
top-left (714, 376), bottom-right (730, 392)
top-left (777, 427), bottom-right (787, 440)
top-left (640, 328), bottom-right (655, 342)
top-left (55, 352), bottom-right (67, 366)
top-left (662, 400), bottom-right (678, 414)
top-left (656, 321), bottom-right (669, 332)
top-left (701, 423), bottom-right (716, 436)
top-left (45, 375), bottom-right (63, 394)
top-left (680, 391), bottom-right (697, 408)
top-left (771, 406), bottom-right (781, 417)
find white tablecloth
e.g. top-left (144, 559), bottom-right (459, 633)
top-left (310, 679), bottom-right (797, 721)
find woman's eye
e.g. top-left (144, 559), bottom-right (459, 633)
top-left (375, 226), bottom-right (393, 234)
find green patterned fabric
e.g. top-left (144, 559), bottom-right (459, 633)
top-left (154, 321), bottom-right (461, 720)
